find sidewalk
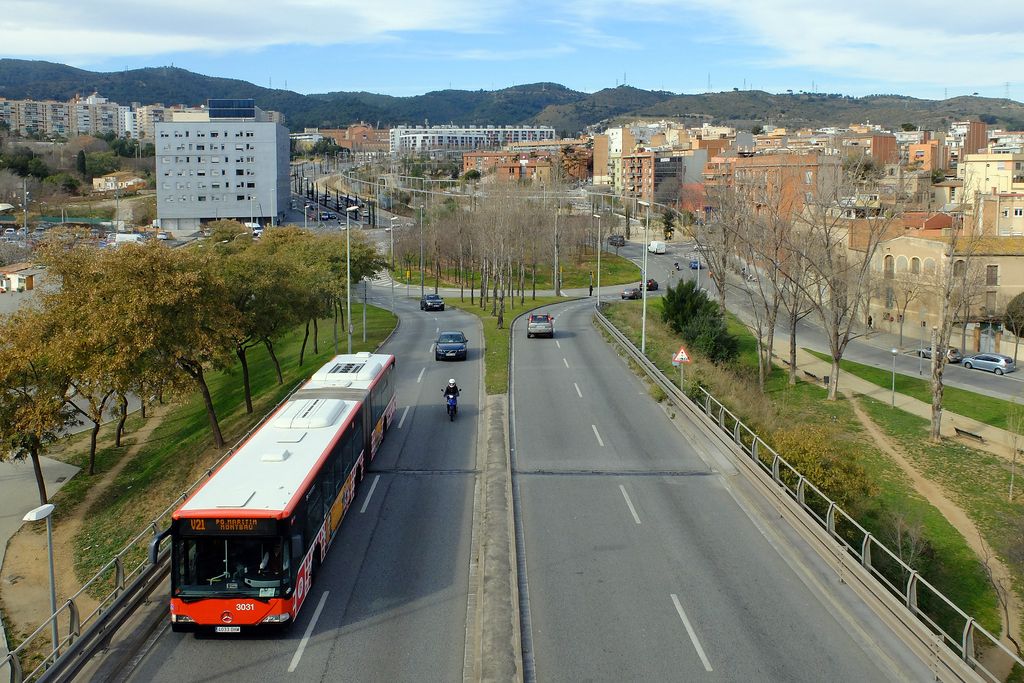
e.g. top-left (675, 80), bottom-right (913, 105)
top-left (791, 347), bottom-right (1017, 460)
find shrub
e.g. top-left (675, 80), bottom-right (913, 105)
top-left (769, 425), bottom-right (876, 511)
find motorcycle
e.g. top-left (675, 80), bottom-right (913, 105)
top-left (446, 394), bottom-right (458, 421)
top-left (673, 261), bottom-right (680, 271)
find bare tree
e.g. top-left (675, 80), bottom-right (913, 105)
top-left (886, 271), bottom-right (925, 347)
top-left (793, 160), bottom-right (900, 400)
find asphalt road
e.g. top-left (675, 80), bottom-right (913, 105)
top-left (511, 298), bottom-right (929, 681)
top-left (128, 295), bottom-right (481, 682)
top-left (614, 237), bottom-right (1024, 401)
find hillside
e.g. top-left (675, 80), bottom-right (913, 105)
top-left (1, 59), bottom-right (1023, 134)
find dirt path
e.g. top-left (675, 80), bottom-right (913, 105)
top-left (849, 398), bottom-right (1021, 646)
top-left (1, 405), bottom-right (170, 642)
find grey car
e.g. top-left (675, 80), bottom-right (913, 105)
top-left (917, 346), bottom-right (963, 364)
top-left (526, 313), bottom-right (554, 338)
top-left (962, 353), bottom-right (1015, 375)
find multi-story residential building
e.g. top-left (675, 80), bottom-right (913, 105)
top-left (976, 194), bottom-right (1024, 235)
top-left (959, 152), bottom-right (1024, 196)
top-left (949, 120), bottom-right (988, 166)
top-left (621, 149), bottom-right (707, 205)
top-left (320, 124), bottom-right (390, 158)
top-left (155, 99), bottom-right (289, 233)
top-left (71, 93), bottom-right (126, 137)
top-left (908, 139), bottom-right (948, 172)
top-left (388, 125), bottom-right (555, 156)
top-left (869, 233), bottom-right (1024, 352)
top-left (842, 133), bottom-right (898, 164)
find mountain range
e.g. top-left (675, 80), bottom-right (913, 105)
top-left (2, 59), bottom-right (1024, 136)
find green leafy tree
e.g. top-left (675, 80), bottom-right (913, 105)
top-left (76, 149), bottom-right (86, 175)
top-left (43, 172), bottom-right (80, 193)
top-left (661, 280), bottom-right (738, 363)
top-left (83, 151), bottom-right (119, 179)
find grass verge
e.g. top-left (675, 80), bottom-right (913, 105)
top-left (806, 348), bottom-right (1017, 430)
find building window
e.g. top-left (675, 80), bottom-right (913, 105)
top-left (1016, 208), bottom-right (1024, 217)
top-left (886, 287), bottom-right (894, 308)
top-left (236, 169), bottom-right (244, 176)
top-left (883, 254), bottom-right (894, 279)
top-left (953, 259), bottom-right (966, 277)
top-left (1003, 210), bottom-right (1010, 218)
top-left (911, 257), bottom-right (920, 274)
top-left (237, 195), bottom-right (246, 201)
top-left (987, 264), bottom-right (999, 286)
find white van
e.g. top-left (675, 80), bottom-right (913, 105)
top-left (647, 240), bottom-right (666, 254)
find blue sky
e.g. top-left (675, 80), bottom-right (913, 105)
top-left (3, 0), bottom-right (1024, 102)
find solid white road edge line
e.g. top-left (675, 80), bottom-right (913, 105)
top-left (592, 425), bottom-right (605, 448)
top-left (671, 593), bottom-right (713, 672)
top-left (417, 367), bottom-right (425, 383)
top-left (359, 475), bottom-right (380, 513)
top-left (619, 484), bottom-right (641, 524)
top-left (397, 405), bottom-right (410, 429)
top-left (288, 591), bottom-right (330, 673)
top-left (574, 383), bottom-right (582, 398)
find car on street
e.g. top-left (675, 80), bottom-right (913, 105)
top-left (642, 278), bottom-right (659, 291)
top-left (689, 259), bottom-right (705, 270)
top-left (420, 293), bottom-right (445, 311)
top-left (3, 228), bottom-right (15, 240)
top-left (962, 353), bottom-right (1015, 375)
top-left (608, 234), bottom-right (626, 247)
top-left (156, 231), bottom-right (170, 240)
top-left (526, 313), bottom-right (554, 338)
top-left (434, 330), bottom-right (468, 361)
top-left (916, 346), bottom-right (963, 364)
top-left (319, 211), bottom-right (335, 220)
top-left (621, 287), bottom-right (642, 300)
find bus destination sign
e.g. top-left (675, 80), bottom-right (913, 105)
top-left (180, 517), bottom-right (277, 536)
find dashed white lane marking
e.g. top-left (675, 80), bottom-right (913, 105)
top-left (556, 340), bottom-right (561, 349)
top-left (417, 367), bottom-right (425, 383)
top-left (563, 358), bottom-right (569, 369)
top-left (592, 424), bottom-right (605, 447)
top-left (619, 484), bottom-right (641, 524)
top-left (397, 405), bottom-right (410, 429)
top-left (671, 594), bottom-right (713, 672)
top-left (574, 383), bottom-right (582, 398)
top-left (288, 591), bottom-right (330, 672)
top-left (359, 475), bottom-right (380, 513)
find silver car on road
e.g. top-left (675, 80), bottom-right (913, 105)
top-left (962, 353), bottom-right (1016, 375)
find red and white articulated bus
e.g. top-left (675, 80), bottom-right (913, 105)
top-left (168, 351), bottom-right (397, 633)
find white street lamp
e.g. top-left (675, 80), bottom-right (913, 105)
top-left (638, 200), bottom-right (651, 354)
top-left (418, 203), bottom-right (425, 300)
top-left (345, 205), bottom-right (359, 354)
top-left (890, 348), bottom-right (899, 408)
top-left (389, 216), bottom-right (399, 314)
top-left (301, 177), bottom-right (309, 230)
top-left (593, 213), bottom-right (602, 307)
top-left (23, 503), bottom-right (58, 656)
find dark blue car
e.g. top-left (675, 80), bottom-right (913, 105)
top-left (435, 330), bottom-right (468, 361)
top-left (689, 259), bottom-right (705, 270)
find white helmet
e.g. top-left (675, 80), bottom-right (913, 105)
top-left (448, 379), bottom-right (456, 386)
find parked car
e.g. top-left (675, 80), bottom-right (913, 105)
top-left (689, 259), bottom-right (705, 270)
top-left (621, 287), bottom-right (642, 300)
top-left (916, 346), bottom-right (963, 364)
top-left (3, 228), bottom-right (15, 240)
top-left (642, 278), bottom-right (659, 291)
top-left (420, 293), bottom-right (445, 311)
top-left (608, 234), bottom-right (626, 247)
top-left (962, 353), bottom-right (1015, 375)
top-left (435, 330), bottom-right (468, 361)
top-left (156, 231), bottom-right (170, 240)
top-left (526, 313), bottom-right (554, 338)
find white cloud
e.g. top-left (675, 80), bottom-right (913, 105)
top-left (0, 0), bottom-right (515, 60)
top-left (668, 0), bottom-right (1024, 88)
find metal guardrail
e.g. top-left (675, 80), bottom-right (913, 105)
top-left (4, 380), bottom-right (307, 683)
top-left (594, 307), bottom-right (1023, 682)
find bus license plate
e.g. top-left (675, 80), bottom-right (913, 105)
top-left (215, 626), bottom-right (241, 633)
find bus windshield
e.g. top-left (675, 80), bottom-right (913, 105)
top-left (175, 536), bottom-right (289, 599)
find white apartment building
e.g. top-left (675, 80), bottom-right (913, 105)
top-left (155, 99), bottom-right (289, 233)
top-left (389, 125), bottom-right (556, 155)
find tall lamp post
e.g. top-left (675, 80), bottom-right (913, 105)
top-left (345, 205), bottom-right (359, 354)
top-left (23, 504), bottom-right (58, 657)
top-left (418, 203), bottom-right (425, 300)
top-left (638, 200), bottom-right (651, 354)
top-left (593, 213), bottom-right (602, 307)
top-left (890, 348), bottom-right (899, 408)
top-left (301, 177), bottom-right (309, 230)
top-left (389, 216), bottom-right (399, 313)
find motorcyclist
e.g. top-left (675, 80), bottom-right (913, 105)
top-left (443, 379), bottom-right (461, 400)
